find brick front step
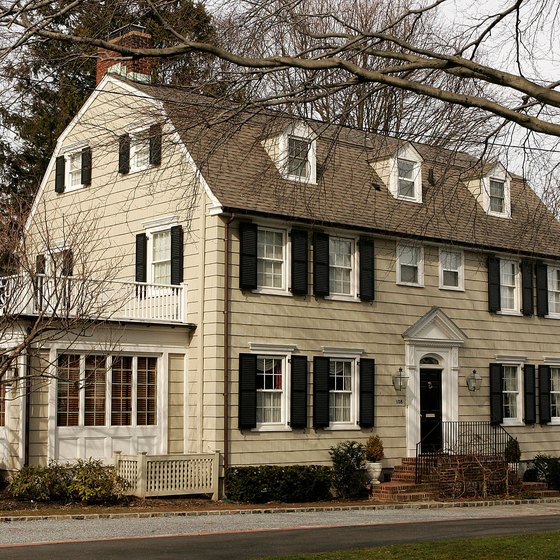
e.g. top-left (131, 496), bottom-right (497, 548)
top-left (521, 481), bottom-right (548, 492)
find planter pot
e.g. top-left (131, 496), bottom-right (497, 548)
top-left (366, 461), bottom-right (383, 485)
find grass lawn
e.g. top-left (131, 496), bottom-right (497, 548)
top-left (265, 532), bottom-right (560, 559)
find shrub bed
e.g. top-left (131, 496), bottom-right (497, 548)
top-left (8, 459), bottom-right (128, 504)
top-left (225, 465), bottom-right (332, 503)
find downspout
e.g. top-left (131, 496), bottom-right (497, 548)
top-left (223, 214), bottom-right (235, 471)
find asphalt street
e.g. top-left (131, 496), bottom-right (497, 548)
top-left (1, 501), bottom-right (560, 559)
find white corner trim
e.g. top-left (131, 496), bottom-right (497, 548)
top-left (322, 346), bottom-right (364, 357)
top-left (495, 354), bottom-right (527, 363)
top-left (248, 342), bottom-right (298, 353)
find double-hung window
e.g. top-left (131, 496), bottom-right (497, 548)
top-left (119, 124), bottom-right (162, 175)
top-left (548, 267), bottom-right (560, 315)
top-left (329, 359), bottom-right (354, 425)
top-left (500, 260), bottom-right (519, 312)
top-left (130, 131), bottom-right (151, 173)
top-left (56, 354), bottom-right (157, 428)
top-left (489, 179), bottom-right (505, 214)
top-left (256, 356), bottom-right (285, 425)
top-left (397, 158), bottom-right (417, 199)
top-left (150, 230), bottom-right (172, 285)
top-left (502, 365), bottom-right (520, 422)
top-left (67, 152), bottom-right (83, 189)
top-left (329, 237), bottom-right (354, 296)
top-left (550, 367), bottom-right (560, 420)
top-left (397, 244), bottom-right (423, 286)
top-left (257, 228), bottom-right (286, 290)
top-left (55, 146), bottom-right (92, 193)
top-left (287, 136), bottom-right (310, 179)
top-left (440, 249), bottom-right (463, 290)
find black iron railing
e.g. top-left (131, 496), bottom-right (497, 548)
top-left (415, 421), bottom-right (515, 483)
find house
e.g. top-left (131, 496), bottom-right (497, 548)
top-left (2, 25), bottom-right (560, 484)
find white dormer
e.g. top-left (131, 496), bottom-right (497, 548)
top-left (371, 142), bottom-right (423, 203)
top-left (262, 122), bottom-right (317, 184)
top-left (467, 162), bottom-right (511, 219)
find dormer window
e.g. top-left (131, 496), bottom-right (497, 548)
top-left (489, 178), bottom-right (505, 214)
top-left (261, 122), bottom-right (317, 184)
top-left (397, 158), bottom-right (417, 199)
top-left (287, 136), bottom-right (310, 179)
top-left (371, 142), bottom-right (423, 203)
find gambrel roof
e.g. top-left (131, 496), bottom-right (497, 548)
top-left (89, 77), bottom-right (560, 258)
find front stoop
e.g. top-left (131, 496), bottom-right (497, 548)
top-left (372, 458), bottom-right (436, 502)
top-left (521, 481), bottom-right (560, 498)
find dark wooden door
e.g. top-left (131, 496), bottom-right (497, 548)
top-left (420, 368), bottom-right (442, 453)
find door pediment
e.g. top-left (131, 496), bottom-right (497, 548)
top-left (402, 307), bottom-right (467, 347)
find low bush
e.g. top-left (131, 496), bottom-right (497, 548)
top-left (329, 440), bottom-right (369, 499)
top-left (8, 459), bottom-right (128, 503)
top-left (530, 454), bottom-right (560, 490)
top-left (225, 465), bottom-right (332, 503)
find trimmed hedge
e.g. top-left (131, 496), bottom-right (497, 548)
top-left (225, 465), bottom-right (332, 503)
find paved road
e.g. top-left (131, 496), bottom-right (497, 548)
top-left (1, 502), bottom-right (560, 559)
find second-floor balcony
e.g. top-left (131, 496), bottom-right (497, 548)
top-left (0, 274), bottom-right (188, 325)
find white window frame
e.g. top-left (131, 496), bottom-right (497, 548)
top-left (129, 128), bottom-right (151, 174)
top-left (256, 226), bottom-right (288, 294)
top-left (327, 235), bottom-right (358, 300)
top-left (499, 259), bottom-right (521, 315)
top-left (281, 123), bottom-right (317, 184)
top-left (388, 144), bottom-right (423, 203)
top-left (439, 249), bottom-right (464, 291)
top-left (548, 266), bottom-right (560, 318)
top-left (397, 244), bottom-right (424, 287)
top-left (550, 366), bottom-right (560, 422)
top-left (143, 219), bottom-right (178, 286)
top-left (65, 150), bottom-right (83, 191)
top-left (55, 353), bottom-right (159, 429)
top-left (482, 167), bottom-right (511, 218)
top-left (501, 363), bottom-right (523, 425)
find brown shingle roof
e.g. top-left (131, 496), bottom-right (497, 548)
top-left (130, 78), bottom-right (560, 258)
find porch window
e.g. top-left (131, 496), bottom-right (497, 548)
top-left (56, 353), bottom-right (158, 428)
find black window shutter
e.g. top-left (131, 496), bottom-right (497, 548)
top-left (524, 364), bottom-right (536, 425)
top-left (239, 222), bottom-right (258, 291)
top-left (313, 356), bottom-right (330, 428)
top-left (521, 261), bottom-right (533, 316)
top-left (489, 363), bottom-right (503, 425)
top-left (313, 232), bottom-right (330, 297)
top-left (290, 355), bottom-right (308, 429)
top-left (55, 156), bottom-right (65, 193)
top-left (81, 146), bottom-right (92, 186)
top-left (359, 358), bottom-right (375, 428)
top-left (239, 354), bottom-right (257, 430)
top-left (358, 238), bottom-right (374, 302)
top-left (290, 229), bottom-right (308, 295)
top-left (135, 233), bottom-right (148, 283)
top-left (35, 254), bottom-right (46, 275)
top-left (149, 124), bottom-right (162, 167)
top-left (119, 134), bottom-right (131, 174)
top-left (539, 364), bottom-right (551, 425)
top-left (170, 225), bottom-right (184, 285)
top-left (536, 262), bottom-right (549, 317)
top-left (62, 249), bottom-right (73, 277)
top-left (487, 256), bottom-right (501, 313)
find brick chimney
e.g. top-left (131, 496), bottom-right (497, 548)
top-left (96, 24), bottom-right (153, 84)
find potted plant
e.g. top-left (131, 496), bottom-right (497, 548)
top-left (364, 434), bottom-right (384, 485)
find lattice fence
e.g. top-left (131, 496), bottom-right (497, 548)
top-left (115, 451), bottom-right (220, 500)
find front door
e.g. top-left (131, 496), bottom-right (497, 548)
top-left (420, 368), bottom-right (442, 453)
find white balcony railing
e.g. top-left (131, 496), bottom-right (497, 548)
top-left (0, 274), bottom-right (188, 324)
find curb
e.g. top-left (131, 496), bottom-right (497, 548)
top-left (2, 496), bottom-right (560, 523)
